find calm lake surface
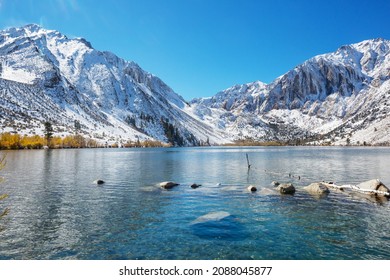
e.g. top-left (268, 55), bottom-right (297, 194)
top-left (1, 146), bottom-right (390, 260)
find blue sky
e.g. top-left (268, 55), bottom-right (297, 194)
top-left (0, 0), bottom-right (389, 100)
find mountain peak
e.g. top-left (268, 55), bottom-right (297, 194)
top-left (23, 23), bottom-right (42, 32)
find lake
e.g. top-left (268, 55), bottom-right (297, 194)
top-left (0, 146), bottom-right (390, 260)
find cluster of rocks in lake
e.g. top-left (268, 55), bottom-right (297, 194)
top-left (155, 179), bottom-right (390, 200)
top-left (93, 177), bottom-right (389, 203)
top-left (158, 181), bottom-right (202, 189)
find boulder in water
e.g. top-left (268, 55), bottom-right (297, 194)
top-left (247, 185), bottom-right (257, 192)
top-left (357, 179), bottom-right (390, 197)
top-left (304, 182), bottom-right (330, 195)
top-left (159, 181), bottom-right (180, 189)
top-left (272, 181), bottom-right (280, 186)
top-left (93, 179), bottom-right (105, 185)
top-left (276, 183), bottom-right (295, 194)
top-left (191, 183), bottom-right (202, 189)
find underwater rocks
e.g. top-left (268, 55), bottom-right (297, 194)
top-left (190, 211), bottom-right (248, 241)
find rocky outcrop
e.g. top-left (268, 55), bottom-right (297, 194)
top-left (356, 179), bottom-right (390, 197)
top-left (304, 182), bottom-right (330, 195)
top-left (276, 183), bottom-right (295, 194)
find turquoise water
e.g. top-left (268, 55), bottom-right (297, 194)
top-left (0, 147), bottom-right (390, 260)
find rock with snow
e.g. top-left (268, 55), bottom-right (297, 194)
top-left (356, 179), bottom-right (390, 197)
top-left (159, 181), bottom-right (180, 189)
top-left (93, 179), bottom-right (105, 185)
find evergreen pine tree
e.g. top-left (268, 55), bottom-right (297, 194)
top-left (74, 120), bottom-right (81, 134)
top-left (44, 121), bottom-right (54, 147)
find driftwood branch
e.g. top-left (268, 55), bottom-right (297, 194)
top-left (246, 153), bottom-right (251, 169)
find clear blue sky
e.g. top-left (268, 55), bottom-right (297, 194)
top-left (1, 0), bottom-right (389, 100)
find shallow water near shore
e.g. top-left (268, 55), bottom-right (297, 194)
top-left (1, 146), bottom-right (390, 260)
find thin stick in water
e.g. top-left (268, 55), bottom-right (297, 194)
top-left (246, 153), bottom-right (251, 169)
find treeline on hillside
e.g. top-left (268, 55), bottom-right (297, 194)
top-left (0, 132), bottom-right (171, 150)
top-left (123, 139), bottom-right (171, 148)
top-left (0, 133), bottom-right (100, 149)
top-left (225, 139), bottom-right (285, 146)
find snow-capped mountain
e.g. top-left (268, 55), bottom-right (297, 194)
top-left (190, 38), bottom-right (390, 145)
top-left (1, 24), bottom-right (389, 146)
top-left (0, 24), bottom-right (225, 146)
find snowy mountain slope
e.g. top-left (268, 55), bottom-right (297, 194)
top-left (190, 38), bottom-right (390, 144)
top-left (0, 24), bottom-right (226, 145)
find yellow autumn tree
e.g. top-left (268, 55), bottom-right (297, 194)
top-left (20, 135), bottom-right (45, 149)
top-left (0, 133), bottom-right (21, 149)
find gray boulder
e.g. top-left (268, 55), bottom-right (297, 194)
top-left (357, 179), bottom-right (390, 197)
top-left (93, 179), bottom-right (105, 185)
top-left (304, 182), bottom-right (330, 195)
top-left (191, 183), bottom-right (201, 189)
top-left (159, 181), bottom-right (180, 189)
top-left (276, 183), bottom-right (295, 194)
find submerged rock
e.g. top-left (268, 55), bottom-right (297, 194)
top-left (247, 185), bottom-right (257, 192)
top-left (191, 183), bottom-right (202, 189)
top-left (159, 181), bottom-right (180, 189)
top-left (276, 183), bottom-right (295, 194)
top-left (93, 179), bottom-right (105, 185)
top-left (304, 183), bottom-right (330, 195)
top-left (190, 211), bottom-right (248, 241)
top-left (357, 179), bottom-right (390, 197)
top-left (190, 211), bottom-right (231, 225)
top-left (259, 187), bottom-right (277, 195)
